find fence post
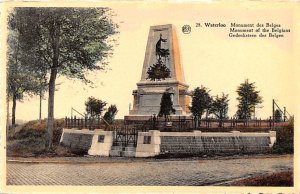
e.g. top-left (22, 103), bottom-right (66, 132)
top-left (89, 117), bottom-right (92, 130)
top-left (260, 118), bottom-right (262, 127)
top-left (78, 118), bottom-right (80, 129)
top-left (70, 116), bottom-right (72, 128)
top-left (80, 118), bottom-right (83, 129)
top-left (179, 116), bottom-right (181, 131)
top-left (125, 127), bottom-right (128, 147)
top-left (65, 116), bottom-right (67, 128)
top-left (70, 116), bottom-right (73, 128)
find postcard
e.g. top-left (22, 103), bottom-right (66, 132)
top-left (0, 1), bottom-right (299, 193)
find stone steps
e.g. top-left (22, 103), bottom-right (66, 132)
top-left (109, 144), bottom-right (136, 157)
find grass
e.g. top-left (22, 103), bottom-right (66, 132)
top-left (230, 171), bottom-right (293, 186)
top-left (7, 118), bottom-right (67, 157)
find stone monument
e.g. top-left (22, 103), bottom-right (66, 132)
top-left (125, 24), bottom-right (191, 121)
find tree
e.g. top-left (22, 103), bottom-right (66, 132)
top-left (10, 8), bottom-right (118, 149)
top-left (189, 86), bottom-right (212, 121)
top-left (103, 104), bottom-right (118, 124)
top-left (85, 97), bottom-right (107, 118)
top-left (210, 93), bottom-right (229, 127)
top-left (158, 92), bottom-right (175, 120)
top-left (236, 79), bottom-right (263, 119)
top-left (7, 18), bottom-right (48, 127)
top-left (274, 109), bottom-right (282, 122)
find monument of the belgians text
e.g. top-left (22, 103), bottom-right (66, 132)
top-left (125, 24), bottom-right (191, 121)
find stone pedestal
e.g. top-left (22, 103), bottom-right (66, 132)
top-left (135, 130), bottom-right (161, 157)
top-left (88, 130), bottom-right (113, 156)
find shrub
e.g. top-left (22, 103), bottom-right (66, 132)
top-left (15, 118), bottom-right (64, 144)
top-left (272, 119), bottom-right (294, 154)
top-left (7, 133), bottom-right (46, 157)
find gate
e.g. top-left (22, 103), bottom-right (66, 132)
top-left (113, 127), bottom-right (138, 147)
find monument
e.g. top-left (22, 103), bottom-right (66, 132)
top-left (125, 24), bottom-right (191, 121)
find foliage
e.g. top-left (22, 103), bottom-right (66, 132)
top-left (9, 7), bottom-right (118, 149)
top-left (10, 7), bottom-right (118, 82)
top-left (158, 92), bottom-right (175, 119)
top-left (272, 121), bottom-right (294, 154)
top-left (210, 93), bottom-right (229, 120)
top-left (274, 109), bottom-right (282, 122)
top-left (147, 58), bottom-right (170, 81)
top-left (16, 118), bottom-right (64, 144)
top-left (7, 118), bottom-right (87, 157)
top-left (103, 104), bottom-right (118, 124)
top-left (189, 86), bottom-right (212, 118)
top-left (7, 21), bottom-right (48, 127)
top-left (236, 79), bottom-right (262, 119)
top-left (7, 135), bottom-right (46, 157)
top-left (85, 96), bottom-right (107, 118)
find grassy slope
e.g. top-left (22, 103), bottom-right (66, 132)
top-left (7, 119), bottom-right (65, 157)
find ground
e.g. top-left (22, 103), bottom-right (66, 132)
top-left (7, 154), bottom-right (293, 186)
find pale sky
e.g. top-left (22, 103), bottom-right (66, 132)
top-left (7, 2), bottom-right (298, 122)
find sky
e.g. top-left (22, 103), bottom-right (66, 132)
top-left (5, 2), bottom-right (298, 122)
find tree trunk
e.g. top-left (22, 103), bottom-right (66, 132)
top-left (11, 94), bottom-right (17, 128)
top-left (39, 89), bottom-right (42, 123)
top-left (46, 68), bottom-right (57, 150)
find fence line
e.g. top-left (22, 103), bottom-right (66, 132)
top-left (64, 116), bottom-right (102, 130)
top-left (64, 116), bottom-right (289, 131)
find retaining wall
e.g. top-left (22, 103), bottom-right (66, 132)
top-left (60, 128), bottom-right (94, 151)
top-left (135, 130), bottom-right (276, 157)
top-left (60, 128), bottom-right (113, 156)
top-left (60, 128), bottom-right (276, 157)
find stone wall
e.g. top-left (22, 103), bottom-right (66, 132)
top-left (160, 136), bottom-right (271, 154)
top-left (160, 131), bottom-right (275, 154)
top-left (135, 130), bottom-right (276, 157)
top-left (60, 129), bottom-right (94, 151)
top-left (60, 128), bottom-right (113, 156)
top-left (60, 128), bottom-right (276, 157)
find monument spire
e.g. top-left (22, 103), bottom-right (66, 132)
top-left (140, 24), bottom-right (186, 84)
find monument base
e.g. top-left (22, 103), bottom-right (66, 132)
top-left (124, 114), bottom-right (192, 122)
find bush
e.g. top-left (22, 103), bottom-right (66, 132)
top-left (272, 119), bottom-right (294, 154)
top-left (15, 118), bottom-right (64, 144)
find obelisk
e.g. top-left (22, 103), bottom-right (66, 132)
top-left (125, 24), bottom-right (191, 121)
